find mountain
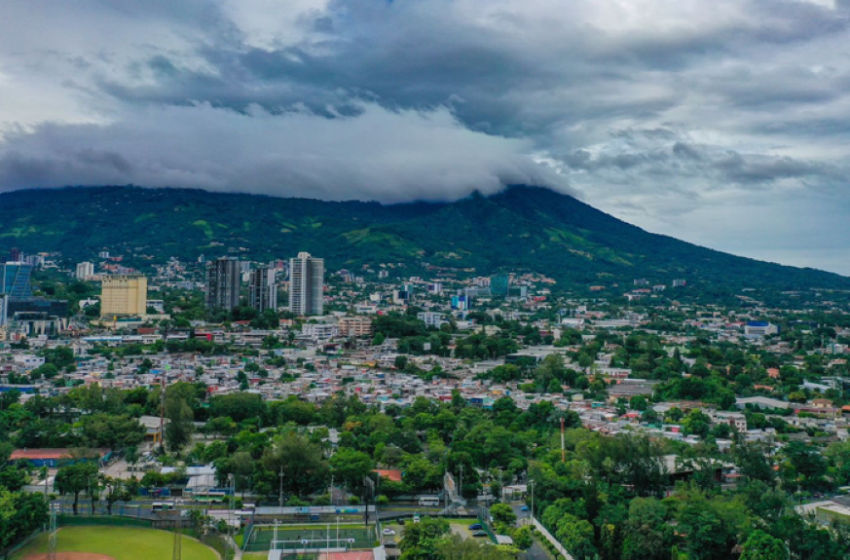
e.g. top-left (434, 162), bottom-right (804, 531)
top-left (0, 185), bottom-right (847, 291)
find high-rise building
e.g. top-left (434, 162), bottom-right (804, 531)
top-left (490, 274), bottom-right (510, 296)
top-left (1, 262), bottom-right (34, 298)
top-left (9, 248), bottom-right (21, 262)
top-left (249, 266), bottom-right (277, 313)
top-left (76, 262), bottom-right (95, 280)
top-left (100, 274), bottom-right (148, 317)
top-left (289, 252), bottom-right (324, 316)
top-left (206, 257), bottom-right (241, 311)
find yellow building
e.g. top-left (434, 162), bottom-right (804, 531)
top-left (100, 275), bottom-right (148, 317)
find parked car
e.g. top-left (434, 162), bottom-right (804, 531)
top-left (398, 519), bottom-right (406, 525)
top-left (469, 524), bottom-right (483, 530)
top-left (385, 542), bottom-right (398, 548)
top-left (382, 528), bottom-right (396, 536)
top-left (521, 506), bottom-right (529, 512)
top-left (472, 531), bottom-right (488, 538)
top-left (413, 515), bottom-right (421, 523)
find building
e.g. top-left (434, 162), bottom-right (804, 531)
top-left (289, 252), bottom-right (324, 316)
top-left (249, 266), bottom-right (277, 312)
top-left (101, 274), bottom-right (148, 317)
top-left (417, 312), bottom-right (446, 328)
top-left (339, 316), bottom-right (373, 337)
top-left (1, 262), bottom-right (33, 298)
top-left (490, 274), bottom-right (510, 296)
top-left (301, 323), bottom-right (338, 340)
top-left (75, 261), bottom-right (95, 280)
top-left (206, 257), bottom-right (241, 311)
top-left (744, 321), bottom-right (779, 338)
top-left (8, 248), bottom-right (21, 262)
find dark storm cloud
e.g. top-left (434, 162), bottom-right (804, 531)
top-left (1, 0), bottom-right (850, 273)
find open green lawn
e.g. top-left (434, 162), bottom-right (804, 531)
top-left (13, 526), bottom-right (219, 560)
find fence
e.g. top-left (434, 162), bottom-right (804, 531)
top-left (532, 517), bottom-right (575, 560)
top-left (0, 529), bottom-right (43, 560)
top-left (243, 524), bottom-right (377, 553)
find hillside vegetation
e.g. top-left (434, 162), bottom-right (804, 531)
top-left (0, 185), bottom-right (847, 290)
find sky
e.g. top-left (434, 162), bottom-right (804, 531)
top-left (1, 0), bottom-right (849, 274)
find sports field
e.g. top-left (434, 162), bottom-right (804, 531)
top-left (13, 526), bottom-right (219, 560)
top-left (243, 524), bottom-right (375, 552)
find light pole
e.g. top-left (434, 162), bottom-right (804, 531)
top-left (528, 480), bottom-right (535, 525)
top-left (279, 465), bottom-right (285, 510)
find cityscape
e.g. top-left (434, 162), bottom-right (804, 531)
top-left (3, 1), bottom-right (850, 560)
top-left (1, 237), bottom-right (850, 560)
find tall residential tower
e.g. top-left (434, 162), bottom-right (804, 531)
top-left (206, 257), bottom-right (241, 311)
top-left (249, 266), bottom-right (277, 313)
top-left (288, 252), bottom-right (324, 316)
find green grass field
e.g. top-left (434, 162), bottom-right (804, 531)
top-left (13, 526), bottom-right (219, 560)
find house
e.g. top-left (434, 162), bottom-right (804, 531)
top-left (139, 415), bottom-right (164, 445)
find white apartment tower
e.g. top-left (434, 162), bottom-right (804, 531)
top-left (76, 261), bottom-right (95, 280)
top-left (288, 252), bottom-right (324, 316)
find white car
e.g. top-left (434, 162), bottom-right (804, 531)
top-left (382, 528), bottom-right (396, 536)
top-left (413, 515), bottom-right (421, 524)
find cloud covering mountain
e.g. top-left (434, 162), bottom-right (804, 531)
top-left (1, 0), bottom-right (850, 272)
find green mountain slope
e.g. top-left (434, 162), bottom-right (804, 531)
top-left (0, 185), bottom-right (846, 290)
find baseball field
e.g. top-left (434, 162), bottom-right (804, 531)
top-left (12, 526), bottom-right (219, 560)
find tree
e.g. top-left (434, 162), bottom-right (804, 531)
top-left (399, 517), bottom-right (449, 560)
top-left (555, 513), bottom-right (597, 560)
top-left (740, 530), bottom-right (788, 560)
top-left (330, 448), bottom-right (375, 495)
top-left (101, 475), bottom-right (133, 515)
top-left (260, 432), bottom-right (329, 498)
top-left (436, 534), bottom-right (516, 560)
top-left (80, 414), bottom-right (145, 449)
top-left (163, 383), bottom-right (196, 451)
top-left (622, 497), bottom-right (670, 560)
top-left (511, 525), bottom-right (533, 550)
top-left (54, 462), bottom-right (99, 515)
top-left (490, 503), bottom-right (517, 528)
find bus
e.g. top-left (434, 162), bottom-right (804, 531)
top-left (418, 496), bottom-right (440, 507)
top-left (192, 491), bottom-right (227, 504)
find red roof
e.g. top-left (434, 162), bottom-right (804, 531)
top-left (11, 448), bottom-right (73, 460)
top-left (318, 553), bottom-right (374, 560)
top-left (373, 469), bottom-right (403, 482)
top-left (11, 448), bottom-right (107, 460)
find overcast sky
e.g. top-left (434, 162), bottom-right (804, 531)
top-left (1, 0), bottom-right (849, 274)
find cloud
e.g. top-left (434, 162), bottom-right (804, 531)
top-left (0, 102), bottom-right (568, 203)
top-left (1, 0), bottom-right (850, 272)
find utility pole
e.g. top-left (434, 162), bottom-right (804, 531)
top-left (529, 480), bottom-right (535, 524)
top-left (560, 416), bottom-right (566, 463)
top-left (159, 374), bottom-right (166, 453)
top-left (279, 465), bottom-right (285, 509)
top-left (226, 474), bottom-right (235, 560)
top-left (459, 464), bottom-right (464, 500)
top-left (48, 504), bottom-right (57, 560)
top-left (172, 499), bottom-right (182, 560)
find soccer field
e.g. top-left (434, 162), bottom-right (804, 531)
top-left (13, 526), bottom-right (219, 560)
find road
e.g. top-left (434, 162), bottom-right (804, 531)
top-left (509, 501), bottom-right (553, 560)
